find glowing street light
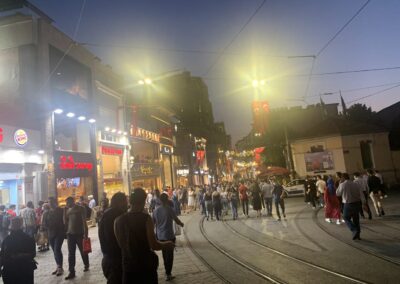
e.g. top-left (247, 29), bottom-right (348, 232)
top-left (252, 79), bottom-right (266, 88)
top-left (54, 108), bottom-right (63, 114)
top-left (66, 112), bottom-right (75, 118)
top-left (138, 78), bottom-right (153, 85)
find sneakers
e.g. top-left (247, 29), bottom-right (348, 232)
top-left (52, 269), bottom-right (58, 275)
top-left (325, 218), bottom-right (331, 223)
top-left (336, 220), bottom-right (341, 225)
top-left (84, 266), bottom-right (90, 272)
top-left (65, 272), bottom-right (76, 280)
top-left (166, 275), bottom-right (176, 281)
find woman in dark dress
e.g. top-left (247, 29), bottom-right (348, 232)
top-left (251, 182), bottom-right (262, 217)
top-left (212, 189), bottom-right (222, 221)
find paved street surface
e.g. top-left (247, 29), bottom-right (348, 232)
top-left (1, 193), bottom-right (400, 284)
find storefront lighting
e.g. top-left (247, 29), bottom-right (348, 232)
top-left (123, 131), bottom-right (127, 135)
top-left (111, 129), bottom-right (116, 133)
top-left (54, 108), bottom-right (63, 114)
top-left (105, 127), bottom-right (110, 131)
top-left (38, 150), bottom-right (45, 154)
top-left (77, 116), bottom-right (86, 121)
top-left (118, 130), bottom-right (122, 134)
top-left (88, 118), bottom-right (96, 123)
top-left (66, 112), bottom-right (75, 118)
top-left (138, 80), bottom-right (145, 85)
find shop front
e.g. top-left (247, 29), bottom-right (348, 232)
top-left (98, 127), bottom-right (130, 197)
top-left (0, 125), bottom-right (44, 210)
top-left (54, 150), bottom-right (95, 206)
top-left (176, 166), bottom-right (189, 187)
top-left (130, 127), bottom-right (162, 191)
top-left (160, 144), bottom-right (175, 188)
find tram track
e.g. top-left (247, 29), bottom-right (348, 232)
top-left (222, 219), bottom-right (369, 284)
top-left (199, 217), bottom-right (285, 284)
top-left (312, 208), bottom-right (400, 266)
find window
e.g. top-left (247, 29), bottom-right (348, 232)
top-left (360, 141), bottom-right (374, 169)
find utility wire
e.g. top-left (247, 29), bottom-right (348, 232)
top-left (39, 0), bottom-right (87, 92)
top-left (310, 65), bottom-right (400, 77)
top-left (317, 0), bottom-right (371, 56)
top-left (202, 0), bottom-right (267, 77)
top-left (347, 83), bottom-right (400, 104)
top-left (303, 56), bottom-right (316, 98)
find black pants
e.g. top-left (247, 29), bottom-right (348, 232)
top-left (242, 199), bottom-right (249, 216)
top-left (343, 202), bottom-right (361, 238)
top-left (102, 255), bottom-right (122, 284)
top-left (160, 239), bottom-right (175, 276)
top-left (123, 270), bottom-right (158, 284)
top-left (49, 235), bottom-right (64, 267)
top-left (67, 234), bottom-right (89, 273)
top-left (309, 191), bottom-right (317, 207)
top-left (2, 267), bottom-right (34, 284)
top-left (275, 199), bottom-right (285, 219)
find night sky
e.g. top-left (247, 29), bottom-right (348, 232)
top-left (29, 0), bottom-right (400, 143)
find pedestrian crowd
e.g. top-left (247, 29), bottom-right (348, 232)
top-left (0, 168), bottom-right (389, 283)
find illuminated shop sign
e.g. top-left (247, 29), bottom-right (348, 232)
top-left (14, 129), bottom-right (28, 147)
top-left (160, 145), bottom-right (173, 155)
top-left (131, 163), bottom-right (161, 178)
top-left (177, 169), bottom-right (189, 176)
top-left (131, 127), bottom-right (160, 143)
top-left (101, 146), bottom-right (123, 156)
top-left (55, 151), bottom-right (94, 178)
top-left (0, 128), bottom-right (3, 143)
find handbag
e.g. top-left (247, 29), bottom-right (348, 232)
top-left (82, 237), bottom-right (92, 254)
top-left (35, 230), bottom-right (48, 246)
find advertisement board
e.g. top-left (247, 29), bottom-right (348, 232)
top-left (304, 151), bottom-right (334, 172)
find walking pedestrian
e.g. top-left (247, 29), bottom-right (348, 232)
top-left (272, 180), bottom-right (286, 221)
top-left (0, 205), bottom-right (7, 244)
top-left (172, 189), bottom-right (181, 216)
top-left (354, 172), bottom-right (372, 220)
top-left (153, 193), bottom-right (184, 281)
top-left (42, 197), bottom-right (65, 276)
top-left (305, 177), bottom-right (317, 209)
top-left (204, 188), bottom-right (213, 221)
top-left (228, 185), bottom-right (239, 220)
top-left (99, 192), bottom-right (128, 284)
top-left (239, 182), bottom-right (249, 217)
top-left (21, 201), bottom-right (37, 239)
top-left (250, 181), bottom-right (262, 218)
top-left (187, 187), bottom-right (195, 211)
top-left (0, 217), bottom-right (36, 284)
top-left (324, 176), bottom-right (341, 224)
top-left (336, 173), bottom-right (365, 240)
top-left (64, 197), bottom-right (89, 280)
top-left (367, 169), bottom-right (385, 217)
top-left (212, 188), bottom-right (222, 221)
top-left (262, 180), bottom-right (273, 216)
top-left (114, 188), bottom-right (175, 284)
top-left (316, 175), bottom-right (326, 207)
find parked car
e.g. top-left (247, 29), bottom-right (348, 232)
top-left (283, 179), bottom-right (306, 197)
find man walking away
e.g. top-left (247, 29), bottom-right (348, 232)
top-left (367, 169), bottom-right (385, 217)
top-left (336, 173), bottom-right (365, 240)
top-left (239, 182), bottom-right (249, 217)
top-left (262, 180), bottom-right (273, 216)
top-left (153, 193), bottom-right (184, 281)
top-left (272, 180), bottom-right (286, 221)
top-left (0, 217), bottom-right (36, 284)
top-left (228, 185), bottom-right (239, 220)
top-left (64, 197), bottom-right (89, 280)
top-left (21, 201), bottom-right (36, 239)
top-left (354, 172), bottom-right (372, 220)
top-left (204, 189), bottom-right (213, 221)
top-left (99, 192), bottom-right (128, 284)
top-left (42, 197), bottom-right (66, 276)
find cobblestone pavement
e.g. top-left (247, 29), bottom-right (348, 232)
top-left (0, 213), bottom-right (222, 284)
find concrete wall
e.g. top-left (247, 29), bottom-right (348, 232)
top-left (291, 135), bottom-right (346, 177)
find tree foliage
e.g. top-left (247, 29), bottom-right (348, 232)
top-left (345, 103), bottom-right (376, 122)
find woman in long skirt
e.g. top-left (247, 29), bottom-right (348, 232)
top-left (251, 182), bottom-right (262, 218)
top-left (324, 177), bottom-right (341, 224)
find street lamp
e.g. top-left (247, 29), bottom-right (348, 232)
top-left (138, 77), bottom-right (152, 85)
top-left (252, 79), bottom-right (266, 88)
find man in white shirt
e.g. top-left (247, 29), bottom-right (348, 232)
top-left (88, 195), bottom-right (96, 209)
top-left (353, 172), bottom-right (372, 220)
top-left (315, 175), bottom-right (326, 207)
top-left (336, 173), bottom-right (365, 240)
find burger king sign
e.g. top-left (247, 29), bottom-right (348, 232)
top-left (14, 129), bottom-right (28, 147)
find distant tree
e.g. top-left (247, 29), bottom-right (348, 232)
top-left (345, 103), bottom-right (376, 122)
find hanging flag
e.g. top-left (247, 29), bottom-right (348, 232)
top-left (340, 92), bottom-right (347, 115)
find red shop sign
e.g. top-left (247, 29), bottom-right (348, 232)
top-left (0, 128), bottom-right (3, 143)
top-left (54, 151), bottom-right (94, 178)
top-left (101, 146), bottom-right (123, 156)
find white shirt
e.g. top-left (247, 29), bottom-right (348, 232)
top-left (316, 179), bottom-right (326, 193)
top-left (336, 180), bottom-right (366, 204)
top-left (354, 177), bottom-right (369, 193)
top-left (262, 183), bottom-right (274, 198)
top-left (88, 199), bottom-right (96, 209)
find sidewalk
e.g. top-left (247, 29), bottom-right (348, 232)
top-left (5, 212), bottom-right (221, 284)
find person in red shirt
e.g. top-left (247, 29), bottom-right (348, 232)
top-left (6, 205), bottom-right (16, 218)
top-left (239, 182), bottom-right (249, 217)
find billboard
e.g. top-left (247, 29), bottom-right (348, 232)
top-left (304, 151), bottom-right (334, 172)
